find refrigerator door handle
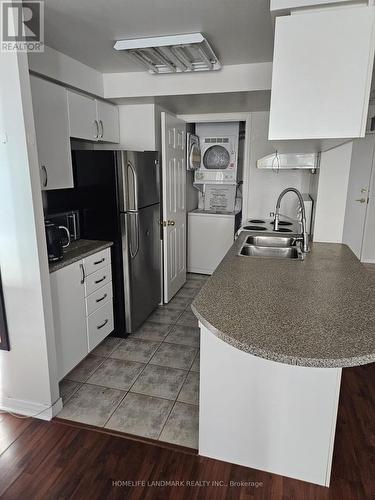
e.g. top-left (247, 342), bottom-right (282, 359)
top-left (127, 161), bottom-right (138, 211)
top-left (129, 212), bottom-right (140, 259)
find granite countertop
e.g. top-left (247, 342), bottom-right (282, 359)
top-left (49, 239), bottom-right (113, 273)
top-left (192, 232), bottom-right (375, 368)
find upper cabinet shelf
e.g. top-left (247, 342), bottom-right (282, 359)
top-left (269, 5), bottom-right (375, 140)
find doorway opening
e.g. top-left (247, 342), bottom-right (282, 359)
top-left (160, 111), bottom-right (251, 306)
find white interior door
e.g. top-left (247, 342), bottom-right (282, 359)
top-left (343, 135), bottom-right (375, 258)
top-left (161, 112), bottom-right (187, 302)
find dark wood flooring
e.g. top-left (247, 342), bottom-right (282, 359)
top-left (0, 362), bottom-right (374, 499)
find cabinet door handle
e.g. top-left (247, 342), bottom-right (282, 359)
top-left (99, 120), bottom-right (104, 139)
top-left (96, 293), bottom-right (107, 303)
top-left (80, 263), bottom-right (86, 284)
top-left (94, 120), bottom-right (99, 139)
top-left (94, 275), bottom-right (106, 284)
top-left (97, 319), bottom-right (108, 330)
top-left (94, 258), bottom-right (105, 265)
top-left (41, 165), bottom-right (48, 187)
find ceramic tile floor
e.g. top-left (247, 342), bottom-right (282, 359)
top-left (58, 273), bottom-right (208, 449)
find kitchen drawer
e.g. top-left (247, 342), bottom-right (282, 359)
top-left (85, 281), bottom-right (112, 317)
top-left (87, 299), bottom-right (114, 351)
top-left (83, 248), bottom-right (111, 276)
top-left (84, 264), bottom-right (112, 296)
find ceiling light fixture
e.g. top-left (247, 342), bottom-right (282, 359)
top-left (114, 33), bottom-right (221, 74)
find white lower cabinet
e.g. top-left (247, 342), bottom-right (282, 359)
top-left (87, 300), bottom-right (114, 351)
top-left (51, 248), bottom-right (114, 381)
top-left (85, 282), bottom-right (112, 316)
top-left (84, 264), bottom-right (112, 296)
top-left (50, 261), bottom-right (87, 381)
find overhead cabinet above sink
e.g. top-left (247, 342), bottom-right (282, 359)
top-left (269, 5), bottom-right (375, 140)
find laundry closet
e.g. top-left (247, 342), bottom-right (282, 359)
top-left (185, 121), bottom-right (245, 274)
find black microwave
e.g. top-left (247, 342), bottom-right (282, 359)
top-left (45, 210), bottom-right (80, 241)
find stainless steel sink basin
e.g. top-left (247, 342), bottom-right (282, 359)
top-left (245, 235), bottom-right (297, 248)
top-left (239, 245), bottom-right (303, 260)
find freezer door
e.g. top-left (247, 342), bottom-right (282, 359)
top-left (121, 204), bottom-right (161, 333)
top-left (117, 151), bottom-right (160, 211)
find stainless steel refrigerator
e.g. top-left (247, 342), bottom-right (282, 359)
top-left (116, 151), bottom-right (161, 333)
top-left (51, 149), bottom-right (161, 336)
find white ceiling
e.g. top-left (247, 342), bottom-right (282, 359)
top-left (42, 0), bottom-right (274, 73)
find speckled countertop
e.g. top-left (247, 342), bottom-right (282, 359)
top-left (192, 232), bottom-right (375, 368)
top-left (49, 239), bottom-right (113, 273)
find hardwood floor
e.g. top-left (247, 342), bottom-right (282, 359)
top-left (0, 362), bottom-right (374, 499)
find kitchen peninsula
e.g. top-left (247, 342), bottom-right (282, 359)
top-left (192, 232), bottom-right (375, 486)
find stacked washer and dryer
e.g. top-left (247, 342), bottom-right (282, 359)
top-left (187, 122), bottom-right (242, 275)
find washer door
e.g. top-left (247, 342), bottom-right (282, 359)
top-left (203, 145), bottom-right (230, 169)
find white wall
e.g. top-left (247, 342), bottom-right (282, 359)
top-left (28, 46), bottom-right (104, 97)
top-left (103, 62), bottom-right (273, 99)
top-left (0, 49), bottom-right (60, 418)
top-left (245, 112), bottom-right (313, 219)
top-left (313, 142), bottom-right (353, 243)
top-left (362, 160), bottom-right (375, 262)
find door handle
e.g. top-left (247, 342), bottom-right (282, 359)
top-left (94, 258), bottom-right (105, 265)
top-left (94, 120), bottom-right (99, 139)
top-left (129, 212), bottom-right (139, 259)
top-left (94, 275), bottom-right (106, 284)
top-left (355, 198), bottom-right (367, 203)
top-left (127, 161), bottom-right (138, 211)
top-left (41, 165), bottom-right (48, 187)
top-left (97, 319), bottom-right (108, 330)
top-left (96, 293), bottom-right (107, 303)
top-left (99, 120), bottom-right (104, 139)
top-left (80, 263), bottom-right (86, 284)
top-left (167, 220), bottom-right (175, 226)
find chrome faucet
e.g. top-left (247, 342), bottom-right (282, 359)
top-left (274, 188), bottom-right (310, 253)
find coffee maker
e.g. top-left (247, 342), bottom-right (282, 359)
top-left (45, 221), bottom-right (71, 262)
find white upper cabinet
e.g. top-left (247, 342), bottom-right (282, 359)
top-left (30, 75), bottom-right (74, 190)
top-left (269, 6), bottom-right (375, 140)
top-left (67, 90), bottom-right (98, 141)
top-left (67, 90), bottom-right (119, 143)
top-left (96, 100), bottom-right (120, 143)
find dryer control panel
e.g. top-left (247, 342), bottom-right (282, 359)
top-left (194, 170), bottom-right (237, 184)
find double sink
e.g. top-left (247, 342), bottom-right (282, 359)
top-left (239, 235), bottom-right (304, 261)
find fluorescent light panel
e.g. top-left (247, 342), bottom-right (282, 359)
top-left (114, 33), bottom-right (221, 74)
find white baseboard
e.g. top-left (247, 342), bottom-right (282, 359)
top-left (187, 267), bottom-right (212, 275)
top-left (361, 258), bottom-right (375, 264)
top-left (0, 396), bottom-right (63, 421)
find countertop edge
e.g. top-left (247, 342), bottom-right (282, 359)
top-left (191, 304), bottom-right (375, 369)
top-left (49, 241), bottom-right (113, 273)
